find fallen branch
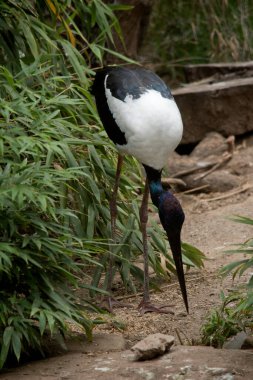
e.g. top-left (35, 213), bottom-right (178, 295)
top-left (172, 137), bottom-right (235, 180)
top-left (171, 162), bottom-right (215, 178)
top-left (182, 184), bottom-right (210, 194)
top-left (193, 153), bottom-right (232, 181)
top-left (205, 183), bottom-right (252, 202)
top-left (189, 74), bottom-right (216, 86)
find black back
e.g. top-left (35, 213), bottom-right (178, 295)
top-left (90, 66), bottom-right (173, 146)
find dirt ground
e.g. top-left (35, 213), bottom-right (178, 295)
top-left (1, 139), bottom-right (253, 379)
top-left (92, 187), bottom-right (253, 347)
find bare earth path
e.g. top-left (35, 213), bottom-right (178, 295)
top-left (1, 191), bottom-right (253, 379)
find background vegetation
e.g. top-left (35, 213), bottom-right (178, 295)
top-left (143, 0), bottom-right (253, 81)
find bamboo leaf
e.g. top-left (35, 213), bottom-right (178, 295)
top-left (11, 332), bottom-right (22, 362)
top-left (20, 21), bottom-right (39, 58)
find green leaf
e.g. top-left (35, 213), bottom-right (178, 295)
top-left (89, 43), bottom-right (103, 62)
top-left (3, 326), bottom-right (13, 347)
top-left (61, 40), bottom-right (88, 85)
top-left (20, 21), bottom-right (39, 58)
top-left (39, 312), bottom-right (47, 335)
top-left (11, 332), bottom-right (22, 362)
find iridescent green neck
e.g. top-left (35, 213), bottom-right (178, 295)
top-left (149, 180), bottom-right (163, 207)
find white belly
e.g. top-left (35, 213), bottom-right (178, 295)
top-left (105, 88), bottom-right (183, 170)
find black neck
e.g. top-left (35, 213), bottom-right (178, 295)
top-left (143, 165), bottom-right (163, 208)
top-left (143, 164), bottom-right (162, 182)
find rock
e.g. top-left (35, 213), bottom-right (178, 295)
top-left (190, 132), bottom-right (228, 159)
top-left (169, 148), bottom-right (241, 193)
top-left (168, 133), bottom-right (240, 193)
top-left (223, 331), bottom-right (247, 349)
top-left (224, 332), bottom-right (253, 350)
top-left (173, 77), bottom-right (253, 144)
top-left (130, 333), bottom-right (174, 361)
top-left (227, 147), bottom-right (253, 176)
top-left (184, 169), bottom-right (241, 193)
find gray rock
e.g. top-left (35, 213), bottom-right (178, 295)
top-left (130, 333), bottom-right (174, 361)
top-left (224, 332), bottom-right (253, 350)
top-left (190, 132), bottom-right (227, 159)
top-left (183, 169), bottom-right (241, 193)
top-left (223, 331), bottom-right (247, 349)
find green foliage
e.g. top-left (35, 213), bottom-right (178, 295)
top-left (0, 61), bottom-right (98, 367)
top-left (201, 215), bottom-right (253, 348)
top-left (201, 291), bottom-right (251, 348)
top-left (0, 0), bottom-right (135, 367)
top-left (0, 0), bottom-right (205, 367)
top-left (144, 0), bottom-right (253, 82)
top-left (0, 0), bottom-right (134, 70)
top-left (221, 216), bottom-right (253, 283)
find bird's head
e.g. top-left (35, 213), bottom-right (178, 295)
top-left (157, 190), bottom-right (188, 313)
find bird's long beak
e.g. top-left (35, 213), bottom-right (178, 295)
top-left (167, 233), bottom-right (189, 313)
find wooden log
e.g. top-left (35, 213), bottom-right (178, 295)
top-left (172, 77), bottom-right (253, 144)
top-left (184, 61), bottom-right (253, 82)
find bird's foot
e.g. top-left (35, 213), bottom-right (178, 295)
top-left (138, 300), bottom-right (175, 315)
top-left (99, 296), bottom-right (132, 313)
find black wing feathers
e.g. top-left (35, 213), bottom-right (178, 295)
top-left (103, 67), bottom-right (173, 101)
top-left (90, 68), bottom-right (127, 145)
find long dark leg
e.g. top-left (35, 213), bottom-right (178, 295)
top-left (138, 178), bottom-right (174, 315)
top-left (107, 154), bottom-right (124, 292)
top-left (139, 178), bottom-right (150, 304)
top-left (102, 154), bottom-right (130, 312)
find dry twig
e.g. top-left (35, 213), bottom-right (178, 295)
top-left (206, 183), bottom-right (252, 202)
top-left (182, 184), bottom-right (210, 194)
top-left (162, 177), bottom-right (187, 187)
top-left (171, 162), bottom-right (215, 178)
top-left (193, 152), bottom-right (232, 181)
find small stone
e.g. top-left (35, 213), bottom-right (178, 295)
top-left (205, 367), bottom-right (229, 375)
top-left (130, 333), bottom-right (174, 361)
top-left (176, 311), bottom-right (187, 318)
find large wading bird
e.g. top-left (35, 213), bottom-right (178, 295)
top-left (91, 66), bottom-right (188, 315)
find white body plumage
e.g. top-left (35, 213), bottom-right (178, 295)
top-left (105, 75), bottom-right (183, 170)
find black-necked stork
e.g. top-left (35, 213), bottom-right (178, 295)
top-left (91, 66), bottom-right (188, 314)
